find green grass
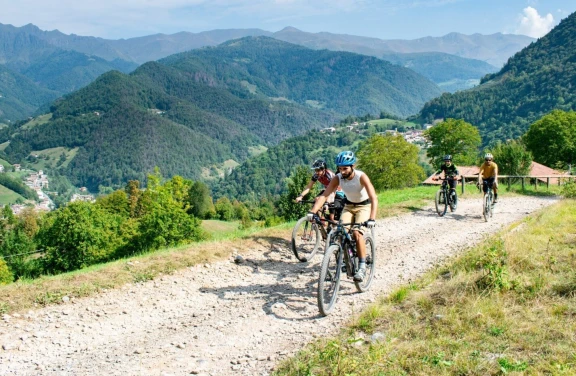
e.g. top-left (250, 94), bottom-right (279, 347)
top-left (0, 158), bottom-right (11, 170)
top-left (0, 184), bottom-right (24, 205)
top-left (376, 185), bottom-right (438, 217)
top-left (27, 146), bottom-right (78, 170)
top-left (20, 114), bottom-right (52, 130)
top-left (248, 145), bottom-right (268, 157)
top-left (367, 118), bottom-right (421, 128)
top-left (0, 141), bottom-right (9, 151)
top-left (274, 199), bottom-right (576, 375)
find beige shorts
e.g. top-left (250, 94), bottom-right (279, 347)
top-left (340, 204), bottom-right (371, 233)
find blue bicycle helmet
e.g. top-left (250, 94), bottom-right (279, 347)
top-left (335, 151), bottom-right (356, 166)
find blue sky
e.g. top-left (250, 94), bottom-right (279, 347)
top-left (1, 0), bottom-right (575, 40)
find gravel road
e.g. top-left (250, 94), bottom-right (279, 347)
top-left (0, 196), bottom-right (558, 376)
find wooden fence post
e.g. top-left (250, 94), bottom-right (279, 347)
top-left (461, 176), bottom-right (465, 194)
top-left (507, 176), bottom-right (511, 190)
top-left (535, 178), bottom-right (538, 191)
top-left (522, 177), bottom-right (525, 191)
top-left (547, 177), bottom-right (550, 190)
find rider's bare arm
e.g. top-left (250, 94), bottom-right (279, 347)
top-left (360, 173), bottom-right (378, 220)
top-left (309, 177), bottom-right (340, 213)
top-left (296, 180), bottom-right (316, 202)
top-left (495, 164), bottom-right (499, 184)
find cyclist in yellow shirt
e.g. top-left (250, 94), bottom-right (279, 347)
top-left (478, 153), bottom-right (499, 203)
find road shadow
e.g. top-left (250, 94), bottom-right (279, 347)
top-left (201, 244), bottom-right (361, 321)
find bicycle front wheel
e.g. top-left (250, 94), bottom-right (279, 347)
top-left (354, 232), bottom-right (376, 292)
top-left (291, 216), bottom-right (321, 262)
top-left (483, 194), bottom-right (491, 222)
top-left (317, 245), bottom-right (342, 316)
top-left (435, 189), bottom-right (447, 217)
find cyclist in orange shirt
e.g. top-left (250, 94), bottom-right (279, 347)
top-left (478, 153), bottom-right (499, 203)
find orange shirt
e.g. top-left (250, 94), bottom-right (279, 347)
top-left (479, 161), bottom-right (498, 179)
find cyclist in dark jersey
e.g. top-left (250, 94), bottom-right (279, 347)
top-left (295, 159), bottom-right (344, 220)
top-left (432, 155), bottom-right (460, 201)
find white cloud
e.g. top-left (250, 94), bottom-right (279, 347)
top-left (515, 6), bottom-right (555, 38)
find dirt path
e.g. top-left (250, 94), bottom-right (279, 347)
top-left (0, 196), bottom-right (558, 376)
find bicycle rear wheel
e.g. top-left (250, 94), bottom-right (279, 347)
top-left (354, 232), bottom-right (376, 292)
top-left (435, 189), bottom-right (447, 217)
top-left (317, 245), bottom-right (342, 316)
top-left (291, 216), bottom-right (321, 262)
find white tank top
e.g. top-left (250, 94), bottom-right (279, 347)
top-left (337, 170), bottom-right (369, 203)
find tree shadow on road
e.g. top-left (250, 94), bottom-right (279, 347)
top-left (201, 247), bottom-right (361, 321)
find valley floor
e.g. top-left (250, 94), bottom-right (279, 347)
top-left (0, 196), bottom-right (558, 375)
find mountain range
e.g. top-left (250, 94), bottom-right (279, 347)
top-left (0, 23), bottom-right (532, 123)
top-left (419, 10), bottom-right (576, 145)
top-left (1, 37), bottom-right (440, 190)
top-left (8, 24), bottom-right (530, 67)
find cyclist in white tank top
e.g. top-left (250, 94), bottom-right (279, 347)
top-left (308, 151), bottom-right (378, 282)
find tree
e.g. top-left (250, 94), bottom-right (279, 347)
top-left (357, 134), bottom-right (425, 190)
top-left (424, 118), bottom-right (482, 169)
top-left (487, 140), bottom-right (532, 176)
top-left (38, 202), bottom-right (126, 272)
top-left (214, 197), bottom-right (235, 221)
top-left (188, 181), bottom-right (214, 219)
top-left (277, 165), bottom-right (318, 221)
top-left (524, 110), bottom-right (576, 169)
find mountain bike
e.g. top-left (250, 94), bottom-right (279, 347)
top-left (317, 219), bottom-right (376, 316)
top-left (434, 177), bottom-right (458, 216)
top-left (291, 201), bottom-right (337, 262)
top-left (482, 182), bottom-right (495, 222)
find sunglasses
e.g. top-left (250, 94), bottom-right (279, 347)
top-left (315, 168), bottom-right (324, 172)
top-left (485, 159), bottom-right (492, 162)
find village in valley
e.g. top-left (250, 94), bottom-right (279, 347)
top-left (321, 118), bottom-right (434, 146)
top-left (2, 163), bottom-right (95, 215)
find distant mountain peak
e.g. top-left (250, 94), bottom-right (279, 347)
top-left (279, 26), bottom-right (302, 33)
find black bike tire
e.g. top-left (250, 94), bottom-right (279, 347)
top-left (435, 189), bottom-right (447, 217)
top-left (291, 216), bottom-right (321, 262)
top-left (317, 244), bottom-right (342, 316)
top-left (483, 193), bottom-right (491, 222)
top-left (354, 232), bottom-right (376, 292)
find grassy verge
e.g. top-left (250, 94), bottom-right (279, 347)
top-left (274, 199), bottom-right (576, 375)
top-left (376, 185), bottom-right (437, 217)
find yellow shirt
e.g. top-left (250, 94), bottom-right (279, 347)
top-left (479, 161), bottom-right (498, 179)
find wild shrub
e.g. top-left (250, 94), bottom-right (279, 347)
top-left (475, 239), bottom-right (512, 292)
top-left (561, 181), bottom-right (576, 198)
top-left (0, 258), bottom-right (13, 284)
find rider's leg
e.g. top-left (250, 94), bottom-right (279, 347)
top-left (449, 179), bottom-right (457, 200)
top-left (351, 204), bottom-right (371, 281)
top-left (493, 181), bottom-right (499, 202)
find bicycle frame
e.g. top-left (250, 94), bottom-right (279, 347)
top-left (325, 220), bottom-right (365, 278)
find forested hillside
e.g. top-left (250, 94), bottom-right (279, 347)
top-left (161, 37), bottom-right (441, 118)
top-left (0, 65), bottom-right (60, 123)
top-left (0, 23), bottom-right (138, 121)
top-left (2, 63), bottom-right (333, 190)
top-left (213, 119), bottom-right (398, 200)
top-left (419, 11), bottom-right (576, 145)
